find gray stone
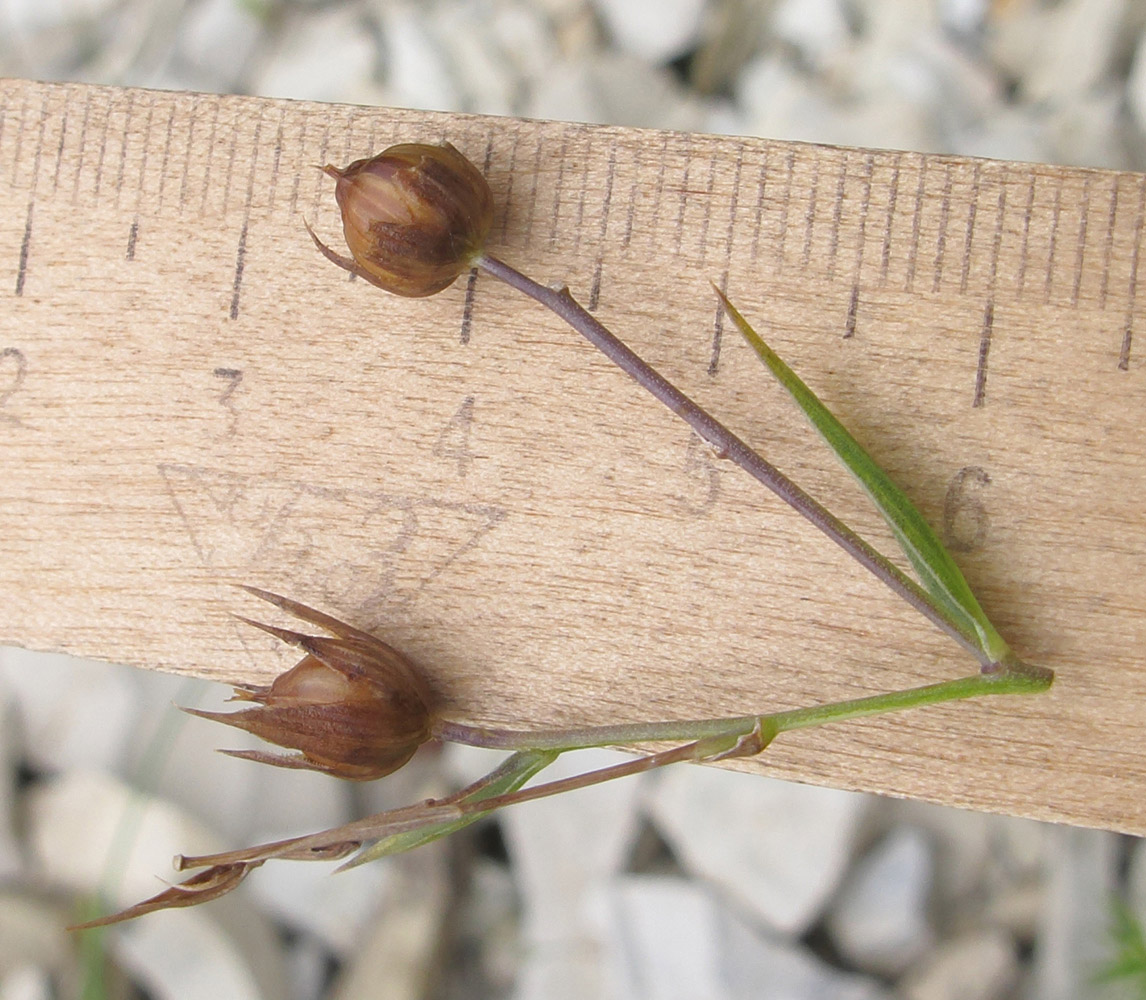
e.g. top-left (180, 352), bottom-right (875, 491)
top-left (497, 747), bottom-right (644, 1000)
top-left (1025, 825), bottom-right (1121, 1000)
top-left (0, 893), bottom-right (76, 997)
top-left (251, 6), bottom-right (377, 103)
top-left (0, 647), bottom-right (139, 775)
top-left (26, 770), bottom-right (289, 999)
top-left (329, 846), bottom-right (450, 1000)
top-left (826, 825), bottom-right (936, 977)
top-left (591, 0), bottom-right (709, 64)
top-left (0, 966), bottom-right (52, 1000)
top-left (900, 929), bottom-right (1019, 1000)
top-left (173, 0), bottom-right (263, 92)
top-left (772, 0), bottom-right (851, 72)
top-left (647, 766), bottom-right (867, 937)
top-left (0, 684), bottom-right (23, 880)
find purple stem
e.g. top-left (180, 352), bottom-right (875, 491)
top-left (475, 253), bottom-right (983, 662)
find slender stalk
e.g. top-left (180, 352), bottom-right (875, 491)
top-left (180, 662), bottom-right (1050, 873)
top-left (434, 665), bottom-right (1051, 753)
top-left (475, 253), bottom-right (985, 663)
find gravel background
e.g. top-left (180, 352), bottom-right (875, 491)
top-left (2, 2), bottom-right (1146, 999)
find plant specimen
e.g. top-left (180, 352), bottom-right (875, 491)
top-left (77, 141), bottom-right (1052, 927)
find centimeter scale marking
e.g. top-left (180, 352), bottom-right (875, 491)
top-left (3, 80), bottom-right (1142, 399)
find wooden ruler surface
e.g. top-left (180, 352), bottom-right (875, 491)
top-left (2, 78), bottom-right (1144, 833)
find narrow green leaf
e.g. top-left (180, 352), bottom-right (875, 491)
top-left (340, 749), bottom-right (558, 869)
top-left (717, 289), bottom-right (1008, 663)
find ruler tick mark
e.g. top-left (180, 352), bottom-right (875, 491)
top-left (1016, 175), bottom-right (1036, 294)
top-left (852, 154), bottom-right (874, 286)
top-left (126, 220), bottom-right (138, 261)
top-left (15, 201), bottom-right (33, 296)
top-left (710, 146), bottom-right (744, 375)
top-left (114, 90), bottom-right (137, 210)
top-left (675, 136), bottom-right (693, 256)
top-left (572, 143), bottom-right (588, 252)
top-left (801, 159), bottom-right (819, 267)
top-left (777, 150), bottom-right (795, 272)
top-left (880, 154), bottom-right (901, 284)
top-left (959, 162), bottom-right (981, 294)
top-left (1044, 179), bottom-right (1062, 303)
top-left (826, 155), bottom-right (847, 278)
top-left (266, 109), bottom-right (285, 216)
top-left (459, 141), bottom-right (494, 345)
top-left (1100, 174), bottom-right (1120, 309)
top-left (498, 126), bottom-right (522, 242)
top-left (229, 222), bottom-right (248, 321)
top-left (1072, 174), bottom-right (1091, 307)
top-left (932, 162), bottom-right (953, 294)
top-left (522, 138), bottom-right (544, 244)
top-left (697, 154), bottom-right (716, 260)
top-left (156, 105), bottom-right (175, 209)
top-left (1118, 174), bottom-right (1145, 370)
top-left (70, 88), bottom-right (92, 203)
top-left (200, 100), bottom-right (220, 216)
top-left (51, 100), bottom-right (69, 190)
top-left (750, 150), bottom-right (767, 263)
top-left (622, 144), bottom-right (641, 251)
top-left (906, 158), bottom-right (926, 292)
top-left (222, 114), bottom-right (240, 215)
top-left (310, 117), bottom-right (332, 221)
top-left (844, 283), bottom-right (860, 339)
top-left (589, 146), bottom-right (617, 312)
top-left (548, 132), bottom-right (570, 247)
top-left (179, 108), bottom-right (195, 214)
top-left (134, 100), bottom-right (155, 218)
top-left (973, 300), bottom-right (994, 408)
top-left (987, 183), bottom-right (1005, 294)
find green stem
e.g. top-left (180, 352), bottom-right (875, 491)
top-left (435, 662), bottom-right (1051, 755)
top-left (767, 666), bottom-right (1052, 735)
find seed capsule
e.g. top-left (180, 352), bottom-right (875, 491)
top-left (188, 588), bottom-right (437, 780)
top-left (309, 141), bottom-right (494, 297)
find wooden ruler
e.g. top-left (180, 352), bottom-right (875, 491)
top-left (2, 78), bottom-right (1144, 833)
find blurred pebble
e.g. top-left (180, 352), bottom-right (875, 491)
top-left (590, 0), bottom-right (709, 64)
top-left (599, 874), bottom-right (894, 1000)
top-left (26, 768), bottom-right (291, 999)
top-left (647, 767), bottom-right (867, 937)
top-left (246, 853), bottom-right (391, 956)
top-left (771, 0), bottom-right (852, 72)
top-left (251, 5), bottom-right (377, 103)
top-left (0, 966), bottom-right (52, 1000)
top-left (1026, 825), bottom-right (1121, 1000)
top-left (328, 846), bottom-right (449, 1000)
top-left (170, 0), bottom-right (263, 92)
top-left (0, 893), bottom-right (76, 998)
top-left (0, 648), bottom-right (139, 775)
top-left (0, 685), bottom-right (23, 880)
top-left (470, 746), bottom-right (642, 1000)
top-left (826, 825), bottom-right (936, 977)
top-left (899, 929), bottom-right (1019, 1000)
top-left (114, 910), bottom-right (268, 1000)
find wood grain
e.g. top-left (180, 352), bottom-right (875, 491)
top-left (1, 78), bottom-right (1144, 833)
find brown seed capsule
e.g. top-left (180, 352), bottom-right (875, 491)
top-left (309, 141), bottom-right (494, 297)
top-left (187, 588), bottom-right (437, 780)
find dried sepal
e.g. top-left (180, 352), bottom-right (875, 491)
top-left (310, 140), bottom-right (493, 297)
top-left (188, 589), bottom-right (437, 780)
top-left (69, 862), bottom-right (260, 930)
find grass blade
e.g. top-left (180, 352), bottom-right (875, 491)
top-left (717, 290), bottom-right (1007, 663)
